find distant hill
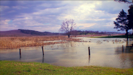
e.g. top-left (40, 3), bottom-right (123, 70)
top-left (19, 29), bottom-right (46, 35)
top-left (0, 30), bottom-right (32, 37)
top-left (18, 29), bottom-right (61, 35)
top-left (0, 29), bottom-right (62, 37)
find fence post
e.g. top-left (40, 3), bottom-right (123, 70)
top-left (88, 47), bottom-right (90, 55)
top-left (19, 48), bottom-right (21, 59)
top-left (42, 46), bottom-right (44, 56)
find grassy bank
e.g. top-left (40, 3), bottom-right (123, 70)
top-left (0, 36), bottom-right (80, 49)
top-left (95, 35), bottom-right (133, 38)
top-left (0, 61), bottom-right (133, 75)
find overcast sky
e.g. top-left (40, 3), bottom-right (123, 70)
top-left (0, 0), bottom-right (131, 32)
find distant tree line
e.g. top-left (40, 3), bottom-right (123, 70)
top-left (65, 30), bottom-right (120, 37)
top-left (71, 30), bottom-right (118, 35)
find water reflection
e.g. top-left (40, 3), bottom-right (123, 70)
top-left (42, 56), bottom-right (44, 63)
top-left (0, 38), bottom-right (133, 68)
top-left (115, 38), bottom-right (133, 53)
top-left (114, 40), bottom-right (133, 68)
top-left (115, 47), bottom-right (133, 68)
top-left (88, 55), bottom-right (90, 63)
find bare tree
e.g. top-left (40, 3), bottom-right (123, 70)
top-left (59, 19), bottom-right (76, 38)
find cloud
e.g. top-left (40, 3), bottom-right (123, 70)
top-left (0, 6), bottom-right (9, 12)
top-left (76, 23), bottom-right (96, 30)
top-left (0, 1), bottom-right (130, 32)
top-left (95, 1), bottom-right (129, 14)
top-left (0, 19), bottom-right (18, 31)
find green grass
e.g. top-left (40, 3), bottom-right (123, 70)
top-left (0, 61), bottom-right (133, 75)
top-left (94, 35), bottom-right (133, 38)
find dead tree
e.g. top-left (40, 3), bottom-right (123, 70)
top-left (59, 19), bottom-right (76, 38)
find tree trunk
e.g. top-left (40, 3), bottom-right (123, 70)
top-left (132, 29), bottom-right (133, 35)
top-left (68, 34), bottom-right (70, 38)
top-left (126, 29), bottom-right (129, 46)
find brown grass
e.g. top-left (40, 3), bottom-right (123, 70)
top-left (0, 36), bottom-right (81, 49)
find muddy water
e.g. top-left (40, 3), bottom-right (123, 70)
top-left (0, 37), bottom-right (133, 68)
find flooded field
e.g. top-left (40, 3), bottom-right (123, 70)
top-left (0, 37), bottom-right (133, 68)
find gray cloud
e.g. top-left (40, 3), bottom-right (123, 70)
top-left (95, 1), bottom-right (129, 14)
top-left (0, 1), bottom-right (129, 32)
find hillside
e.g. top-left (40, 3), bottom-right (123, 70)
top-left (0, 29), bottom-right (61, 37)
top-left (18, 29), bottom-right (60, 35)
top-left (0, 30), bottom-right (32, 37)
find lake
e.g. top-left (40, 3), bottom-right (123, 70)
top-left (0, 37), bottom-right (133, 68)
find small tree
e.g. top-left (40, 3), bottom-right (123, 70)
top-left (114, 9), bottom-right (131, 40)
top-left (59, 19), bottom-right (76, 38)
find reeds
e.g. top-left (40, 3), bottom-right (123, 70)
top-left (0, 36), bottom-right (80, 49)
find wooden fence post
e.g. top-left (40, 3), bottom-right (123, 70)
top-left (88, 47), bottom-right (90, 55)
top-left (19, 49), bottom-right (21, 59)
top-left (42, 46), bottom-right (44, 56)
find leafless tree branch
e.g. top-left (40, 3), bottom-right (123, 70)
top-left (59, 19), bottom-right (76, 38)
